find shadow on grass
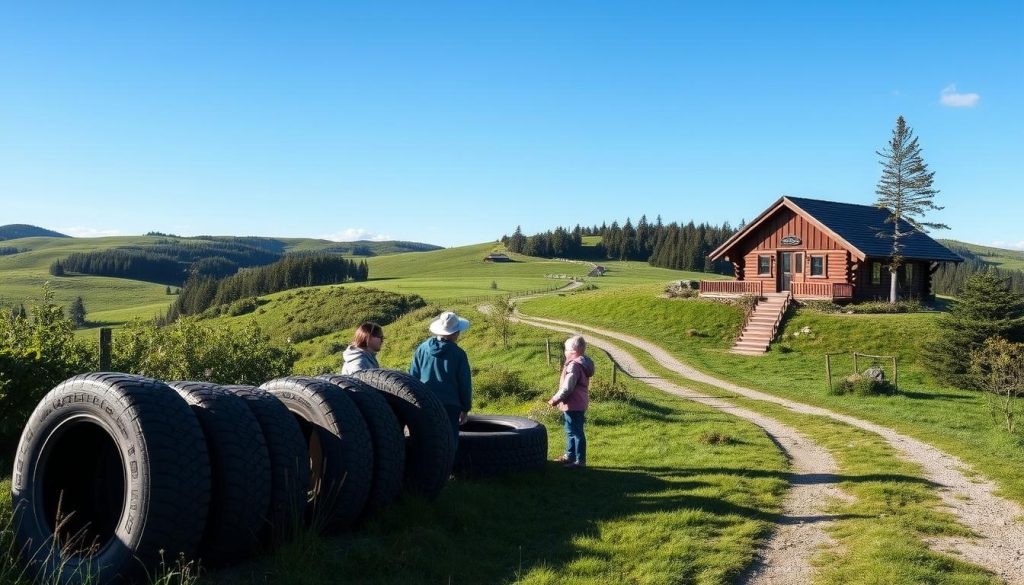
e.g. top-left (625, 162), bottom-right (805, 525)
top-left (898, 389), bottom-right (977, 401)
top-left (215, 463), bottom-right (786, 584)
top-left (636, 466), bottom-right (940, 488)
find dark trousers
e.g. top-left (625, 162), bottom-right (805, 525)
top-left (562, 410), bottom-right (586, 465)
top-left (444, 404), bottom-right (462, 452)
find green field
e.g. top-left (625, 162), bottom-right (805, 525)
top-left (941, 239), bottom-right (1024, 271)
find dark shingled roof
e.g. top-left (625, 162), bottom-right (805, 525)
top-left (784, 197), bottom-right (962, 262)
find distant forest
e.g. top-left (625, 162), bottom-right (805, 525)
top-left (50, 237), bottom-right (286, 285)
top-left (502, 216), bottom-right (737, 274)
top-left (169, 254), bottom-right (369, 320)
top-left (934, 242), bottom-right (1024, 295)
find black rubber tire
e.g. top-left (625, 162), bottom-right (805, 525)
top-left (349, 369), bottom-right (454, 500)
top-left (317, 374), bottom-right (405, 519)
top-left (11, 373), bottom-right (211, 585)
top-left (168, 381), bottom-right (271, 566)
top-left (261, 376), bottom-right (373, 531)
top-left (222, 385), bottom-right (309, 545)
top-left (454, 415), bottom-right (548, 478)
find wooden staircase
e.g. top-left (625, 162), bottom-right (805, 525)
top-left (731, 293), bottom-right (791, 355)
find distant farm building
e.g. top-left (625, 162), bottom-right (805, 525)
top-left (588, 265), bottom-right (607, 277)
top-left (483, 253), bottom-right (512, 262)
top-left (700, 196), bottom-right (962, 301)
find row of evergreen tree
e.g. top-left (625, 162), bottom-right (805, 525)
top-left (49, 238), bottom-right (286, 285)
top-left (933, 255), bottom-right (1024, 295)
top-left (502, 216), bottom-right (736, 273)
top-left (169, 254), bottom-right (369, 319)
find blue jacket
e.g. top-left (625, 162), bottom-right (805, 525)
top-left (409, 337), bottom-right (472, 411)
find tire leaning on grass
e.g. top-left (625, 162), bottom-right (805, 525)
top-left (261, 377), bottom-right (373, 531)
top-left (222, 385), bottom-right (310, 545)
top-left (453, 415), bottom-right (548, 478)
top-left (11, 373), bottom-right (211, 585)
top-left (349, 369), bottom-right (454, 500)
top-left (317, 374), bottom-right (406, 519)
top-left (167, 381), bottom-right (271, 566)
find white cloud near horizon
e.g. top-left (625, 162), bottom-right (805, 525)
top-left (319, 228), bottom-right (391, 242)
top-left (940, 84), bottom-right (980, 108)
top-left (990, 240), bottom-right (1024, 251)
top-left (59, 226), bottom-right (123, 238)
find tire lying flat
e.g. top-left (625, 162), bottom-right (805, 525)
top-left (454, 414), bottom-right (548, 478)
top-left (168, 381), bottom-right (271, 565)
top-left (11, 373), bottom-right (211, 585)
top-left (317, 374), bottom-right (405, 520)
top-left (223, 385), bottom-right (309, 544)
top-left (261, 377), bottom-right (373, 531)
top-left (350, 369), bottom-right (454, 500)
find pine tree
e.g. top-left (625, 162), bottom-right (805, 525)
top-left (875, 116), bottom-right (948, 302)
top-left (68, 296), bottom-right (87, 328)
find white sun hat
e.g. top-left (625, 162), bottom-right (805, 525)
top-left (429, 311), bottom-right (471, 336)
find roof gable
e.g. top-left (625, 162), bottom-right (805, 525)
top-left (710, 196), bottom-right (962, 263)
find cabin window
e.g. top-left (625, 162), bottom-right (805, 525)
top-left (795, 253), bottom-right (803, 273)
top-left (809, 255), bottom-right (825, 277)
top-left (904, 263), bottom-right (914, 287)
top-left (872, 262), bottom-right (882, 285)
top-left (757, 255), bottom-right (771, 276)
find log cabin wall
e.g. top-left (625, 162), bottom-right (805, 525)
top-left (853, 259), bottom-right (928, 301)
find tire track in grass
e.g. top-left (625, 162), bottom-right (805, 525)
top-left (515, 311), bottom-right (1024, 584)
top-left (507, 311), bottom-right (847, 584)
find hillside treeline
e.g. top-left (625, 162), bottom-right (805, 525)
top-left (934, 243), bottom-right (1024, 295)
top-left (502, 216), bottom-right (736, 273)
top-left (170, 254), bottom-right (369, 319)
top-left (50, 237), bottom-right (285, 285)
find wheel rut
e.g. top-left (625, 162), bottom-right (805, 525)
top-left (513, 311), bottom-right (1024, 584)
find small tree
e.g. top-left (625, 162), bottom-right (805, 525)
top-left (49, 260), bottom-right (65, 276)
top-left (68, 296), bottom-right (87, 328)
top-left (874, 116), bottom-right (948, 302)
top-left (927, 271), bottom-right (1024, 388)
top-left (489, 297), bottom-right (515, 349)
top-left (970, 337), bottom-right (1024, 434)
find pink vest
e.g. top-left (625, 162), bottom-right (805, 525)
top-left (559, 357), bottom-right (591, 412)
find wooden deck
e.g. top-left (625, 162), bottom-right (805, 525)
top-left (699, 281), bottom-right (854, 301)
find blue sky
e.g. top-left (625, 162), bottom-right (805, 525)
top-left (1, 1), bottom-right (1021, 248)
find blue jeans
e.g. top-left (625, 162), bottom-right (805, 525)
top-left (562, 411), bottom-right (586, 465)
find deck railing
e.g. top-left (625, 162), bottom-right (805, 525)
top-left (790, 282), bottom-right (855, 299)
top-left (699, 280), bottom-right (763, 296)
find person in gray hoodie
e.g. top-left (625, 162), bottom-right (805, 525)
top-left (408, 311), bottom-right (472, 449)
top-left (341, 322), bottom-right (384, 374)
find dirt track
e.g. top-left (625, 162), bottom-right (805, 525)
top-left (511, 310), bottom-right (1024, 584)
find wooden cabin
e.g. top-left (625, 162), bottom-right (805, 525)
top-left (701, 196), bottom-right (962, 302)
top-left (483, 253), bottom-right (512, 262)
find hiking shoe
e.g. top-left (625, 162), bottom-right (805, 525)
top-left (553, 455), bottom-right (571, 463)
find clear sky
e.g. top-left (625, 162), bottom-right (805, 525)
top-left (2, 1), bottom-right (1021, 249)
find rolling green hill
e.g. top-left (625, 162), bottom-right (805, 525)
top-left (940, 239), bottom-right (1024, 271)
top-left (0, 224), bottom-right (68, 240)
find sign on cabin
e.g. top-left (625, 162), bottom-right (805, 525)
top-left (781, 235), bottom-right (801, 246)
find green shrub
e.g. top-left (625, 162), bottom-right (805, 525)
top-left (803, 299), bottom-right (928, 314)
top-left (832, 373), bottom-right (896, 396)
top-left (475, 368), bottom-right (537, 402)
top-left (697, 430), bottom-right (736, 445)
top-left (588, 378), bottom-right (635, 403)
top-left (227, 297), bottom-right (260, 316)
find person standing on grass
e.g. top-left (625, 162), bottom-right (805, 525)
top-left (409, 311), bottom-right (473, 449)
top-left (548, 335), bottom-right (595, 469)
top-left (341, 322), bottom-right (385, 374)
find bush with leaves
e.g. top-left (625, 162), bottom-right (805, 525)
top-left (927, 271), bottom-right (1024, 388)
top-left (970, 337), bottom-right (1024, 434)
top-left (589, 378), bottom-right (635, 403)
top-left (830, 374), bottom-right (896, 396)
top-left (474, 367), bottom-right (537, 402)
top-left (112, 317), bottom-right (297, 385)
top-left (0, 284), bottom-right (94, 449)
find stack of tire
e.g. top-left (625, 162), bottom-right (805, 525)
top-left (9, 369), bottom-right (546, 584)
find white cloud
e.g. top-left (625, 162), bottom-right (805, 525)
top-left (940, 84), bottom-right (980, 108)
top-left (59, 226), bottom-right (123, 238)
top-left (319, 228), bottom-right (390, 242)
top-left (990, 240), bottom-right (1024, 251)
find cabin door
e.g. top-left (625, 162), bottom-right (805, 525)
top-left (779, 252), bottom-right (793, 292)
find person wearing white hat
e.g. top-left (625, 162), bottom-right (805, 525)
top-left (409, 310), bottom-right (473, 449)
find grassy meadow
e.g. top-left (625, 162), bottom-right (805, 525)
top-left (518, 284), bottom-right (1024, 504)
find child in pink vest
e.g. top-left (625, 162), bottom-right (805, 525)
top-left (548, 335), bottom-right (595, 468)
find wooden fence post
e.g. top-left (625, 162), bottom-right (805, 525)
top-left (99, 328), bottom-right (112, 370)
top-left (612, 363), bottom-right (618, 385)
top-left (825, 354), bottom-right (832, 393)
top-left (852, 352), bottom-right (859, 373)
top-left (893, 356), bottom-right (899, 390)
top-left (546, 338), bottom-right (551, 364)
